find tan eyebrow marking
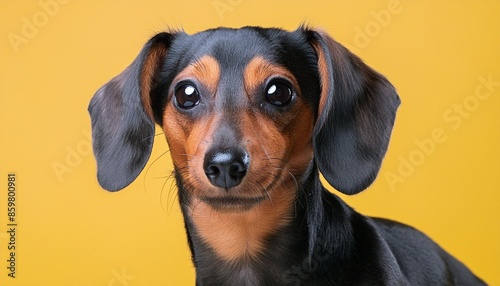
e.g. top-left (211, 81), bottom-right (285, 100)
top-left (172, 55), bottom-right (221, 93)
top-left (243, 56), bottom-right (300, 96)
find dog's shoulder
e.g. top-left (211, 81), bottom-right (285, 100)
top-left (371, 217), bottom-right (486, 285)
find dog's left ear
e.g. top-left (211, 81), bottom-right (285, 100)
top-left (306, 29), bottom-right (400, 195)
top-left (88, 32), bottom-right (176, 192)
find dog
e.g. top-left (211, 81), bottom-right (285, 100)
top-left (89, 26), bottom-right (486, 285)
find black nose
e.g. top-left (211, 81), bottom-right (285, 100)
top-left (203, 148), bottom-right (249, 189)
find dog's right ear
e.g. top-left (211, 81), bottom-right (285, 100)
top-left (88, 32), bottom-right (176, 192)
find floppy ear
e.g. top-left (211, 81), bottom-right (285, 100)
top-left (308, 30), bottom-right (400, 195)
top-left (88, 32), bottom-right (176, 191)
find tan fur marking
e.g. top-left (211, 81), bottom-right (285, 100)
top-left (244, 56), bottom-right (300, 96)
top-left (285, 103), bottom-right (315, 174)
top-left (163, 106), bottom-right (219, 190)
top-left (173, 55), bottom-right (220, 93)
top-left (141, 46), bottom-right (168, 119)
top-left (190, 180), bottom-right (296, 262)
top-left (162, 104), bottom-right (190, 169)
top-left (311, 40), bottom-right (330, 115)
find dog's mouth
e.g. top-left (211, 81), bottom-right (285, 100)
top-left (200, 195), bottom-right (267, 211)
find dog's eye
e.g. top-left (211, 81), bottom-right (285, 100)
top-left (174, 84), bottom-right (200, 109)
top-left (265, 81), bottom-right (292, 107)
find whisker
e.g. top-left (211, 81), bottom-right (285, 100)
top-left (143, 149), bottom-right (171, 192)
top-left (258, 142), bottom-right (272, 161)
top-left (160, 177), bottom-right (173, 215)
top-left (164, 179), bottom-right (180, 216)
top-left (167, 181), bottom-right (179, 214)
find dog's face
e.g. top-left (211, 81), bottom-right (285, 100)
top-left (89, 26), bottom-right (400, 213)
top-left (161, 28), bottom-right (319, 212)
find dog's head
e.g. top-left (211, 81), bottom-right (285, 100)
top-left (89, 26), bottom-right (400, 211)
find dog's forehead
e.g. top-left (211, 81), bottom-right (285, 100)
top-left (177, 27), bottom-right (306, 71)
top-left (202, 29), bottom-right (264, 63)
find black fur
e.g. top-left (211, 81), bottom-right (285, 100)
top-left (89, 26), bottom-right (486, 285)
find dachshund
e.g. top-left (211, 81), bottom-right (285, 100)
top-left (89, 26), bottom-right (486, 285)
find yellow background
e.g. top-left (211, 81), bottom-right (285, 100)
top-left (1, 1), bottom-right (499, 285)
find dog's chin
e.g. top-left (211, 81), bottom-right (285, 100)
top-left (200, 196), bottom-right (267, 212)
